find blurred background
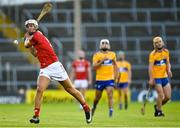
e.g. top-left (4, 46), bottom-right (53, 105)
top-left (0, 0), bottom-right (179, 104)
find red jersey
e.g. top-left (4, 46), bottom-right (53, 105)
top-left (29, 31), bottom-right (58, 68)
top-left (72, 59), bottom-right (90, 80)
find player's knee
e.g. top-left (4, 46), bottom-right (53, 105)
top-left (36, 85), bottom-right (44, 94)
top-left (107, 92), bottom-right (113, 99)
top-left (158, 93), bottom-right (164, 99)
top-left (165, 95), bottom-right (171, 101)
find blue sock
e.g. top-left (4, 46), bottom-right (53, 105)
top-left (109, 108), bottom-right (113, 117)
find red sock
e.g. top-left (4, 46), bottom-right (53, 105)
top-left (82, 103), bottom-right (90, 112)
top-left (34, 108), bottom-right (40, 117)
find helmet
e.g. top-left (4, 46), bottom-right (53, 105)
top-left (117, 51), bottom-right (125, 60)
top-left (99, 39), bottom-right (110, 50)
top-left (118, 51), bottom-right (125, 56)
top-left (25, 19), bottom-right (38, 29)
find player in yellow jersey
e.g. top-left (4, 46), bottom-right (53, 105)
top-left (149, 36), bottom-right (172, 117)
top-left (116, 51), bottom-right (132, 110)
top-left (91, 39), bottom-right (118, 117)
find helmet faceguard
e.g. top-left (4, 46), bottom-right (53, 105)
top-left (25, 19), bottom-right (38, 30)
top-left (99, 39), bottom-right (110, 51)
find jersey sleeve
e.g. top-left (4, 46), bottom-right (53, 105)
top-left (93, 53), bottom-right (99, 64)
top-left (28, 32), bottom-right (38, 45)
top-left (149, 52), bottom-right (154, 63)
top-left (128, 62), bottom-right (131, 71)
top-left (113, 52), bottom-right (116, 62)
top-left (166, 50), bottom-right (170, 62)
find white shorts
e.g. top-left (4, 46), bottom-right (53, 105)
top-left (39, 61), bottom-right (69, 81)
top-left (74, 80), bottom-right (88, 89)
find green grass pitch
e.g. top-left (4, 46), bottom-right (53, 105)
top-left (0, 101), bottom-right (179, 127)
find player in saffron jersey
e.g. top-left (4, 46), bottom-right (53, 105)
top-left (23, 19), bottom-right (92, 124)
top-left (116, 51), bottom-right (131, 110)
top-left (149, 36), bottom-right (172, 117)
top-left (70, 50), bottom-right (92, 109)
top-left (91, 39), bottom-right (118, 117)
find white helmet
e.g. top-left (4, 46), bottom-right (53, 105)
top-left (99, 39), bottom-right (110, 50)
top-left (25, 19), bottom-right (38, 29)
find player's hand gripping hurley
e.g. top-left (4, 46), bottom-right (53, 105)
top-left (13, 3), bottom-right (53, 45)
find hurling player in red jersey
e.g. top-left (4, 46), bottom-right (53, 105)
top-left (24, 19), bottom-right (92, 124)
top-left (70, 50), bottom-right (92, 109)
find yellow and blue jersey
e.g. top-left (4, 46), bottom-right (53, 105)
top-left (93, 51), bottom-right (116, 81)
top-left (149, 48), bottom-right (169, 78)
top-left (117, 60), bottom-right (131, 83)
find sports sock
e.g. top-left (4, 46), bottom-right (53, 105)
top-left (34, 108), bottom-right (40, 117)
top-left (82, 103), bottom-right (90, 112)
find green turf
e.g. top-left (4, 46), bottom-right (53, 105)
top-left (0, 101), bottom-right (179, 127)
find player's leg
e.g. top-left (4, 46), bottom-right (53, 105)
top-left (154, 84), bottom-right (165, 117)
top-left (106, 86), bottom-right (114, 117)
top-left (117, 88), bottom-right (123, 110)
top-left (80, 88), bottom-right (86, 99)
top-left (74, 80), bottom-right (84, 109)
top-left (92, 90), bottom-right (103, 116)
top-left (59, 78), bottom-right (92, 123)
top-left (123, 87), bottom-right (129, 110)
top-left (79, 88), bottom-right (86, 109)
top-left (162, 83), bottom-right (171, 105)
top-left (79, 80), bottom-right (88, 98)
top-left (30, 76), bottom-right (50, 123)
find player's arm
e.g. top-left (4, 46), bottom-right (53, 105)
top-left (166, 52), bottom-right (173, 78)
top-left (29, 46), bottom-right (37, 57)
top-left (93, 55), bottom-right (107, 70)
top-left (113, 57), bottom-right (119, 82)
top-left (148, 62), bottom-right (154, 87)
top-left (87, 63), bottom-right (92, 85)
top-left (128, 63), bottom-right (132, 85)
top-left (24, 32), bottom-right (34, 48)
top-left (148, 53), bottom-right (154, 87)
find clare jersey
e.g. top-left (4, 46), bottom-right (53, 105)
top-left (149, 49), bottom-right (169, 78)
top-left (28, 31), bottom-right (58, 68)
top-left (93, 51), bottom-right (116, 81)
top-left (117, 60), bottom-right (131, 83)
top-left (72, 59), bottom-right (90, 80)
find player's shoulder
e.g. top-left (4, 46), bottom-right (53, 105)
top-left (108, 51), bottom-right (116, 56)
top-left (108, 51), bottom-right (116, 54)
top-left (84, 59), bottom-right (90, 63)
top-left (93, 51), bottom-right (101, 56)
top-left (163, 48), bottom-right (169, 53)
top-left (150, 50), bottom-right (156, 56)
top-left (125, 60), bottom-right (131, 65)
top-left (34, 30), bottom-right (43, 36)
